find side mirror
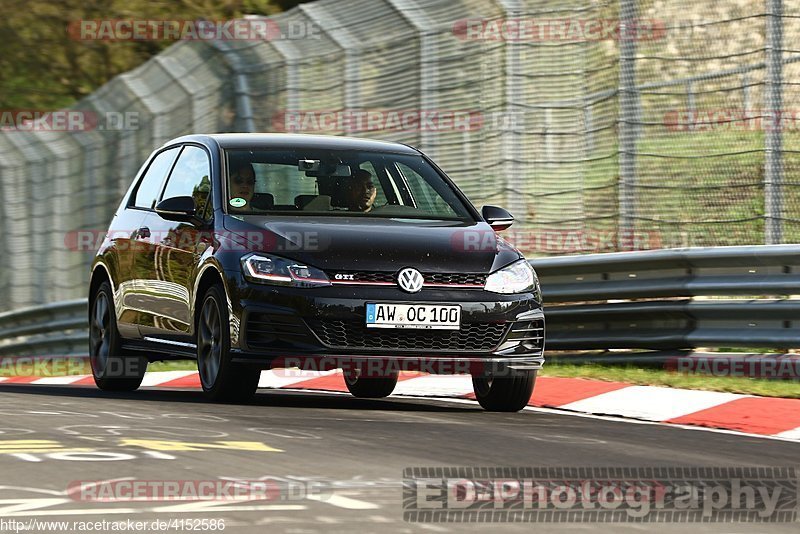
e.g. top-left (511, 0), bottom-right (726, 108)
top-left (155, 196), bottom-right (197, 223)
top-left (482, 205), bottom-right (514, 231)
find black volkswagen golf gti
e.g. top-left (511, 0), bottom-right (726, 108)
top-left (89, 134), bottom-right (544, 412)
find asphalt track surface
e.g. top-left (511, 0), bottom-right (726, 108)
top-left (0, 383), bottom-right (797, 533)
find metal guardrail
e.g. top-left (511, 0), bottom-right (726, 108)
top-left (533, 245), bottom-right (800, 351)
top-left (0, 245), bottom-right (799, 357)
top-left (0, 299), bottom-right (87, 357)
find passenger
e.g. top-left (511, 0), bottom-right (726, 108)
top-left (229, 161), bottom-right (256, 212)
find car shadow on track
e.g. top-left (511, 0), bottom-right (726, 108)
top-left (0, 384), bottom-right (479, 413)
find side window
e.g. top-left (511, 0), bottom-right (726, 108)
top-left (161, 146), bottom-right (212, 220)
top-left (132, 147), bottom-right (180, 209)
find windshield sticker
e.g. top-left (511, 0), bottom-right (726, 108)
top-left (229, 197), bottom-right (247, 208)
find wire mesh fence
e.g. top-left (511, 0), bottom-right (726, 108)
top-left (0, 0), bottom-right (797, 310)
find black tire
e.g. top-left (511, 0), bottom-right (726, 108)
top-left (196, 284), bottom-right (260, 402)
top-left (89, 281), bottom-right (147, 391)
top-left (472, 370), bottom-right (536, 412)
top-left (343, 366), bottom-right (399, 399)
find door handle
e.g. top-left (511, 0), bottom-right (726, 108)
top-left (136, 226), bottom-right (151, 239)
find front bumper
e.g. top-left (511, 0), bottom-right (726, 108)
top-left (225, 270), bottom-right (545, 372)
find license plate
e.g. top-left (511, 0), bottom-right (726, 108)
top-left (365, 303), bottom-right (461, 330)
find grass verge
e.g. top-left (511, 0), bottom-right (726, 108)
top-left (0, 358), bottom-right (197, 377)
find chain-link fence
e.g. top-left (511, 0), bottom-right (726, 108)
top-left (0, 0), bottom-right (798, 311)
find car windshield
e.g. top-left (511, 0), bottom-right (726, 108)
top-left (224, 148), bottom-right (474, 220)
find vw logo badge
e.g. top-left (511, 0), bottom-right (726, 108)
top-left (397, 268), bottom-right (424, 293)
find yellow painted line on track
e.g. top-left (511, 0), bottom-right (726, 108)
top-left (117, 439), bottom-right (283, 452)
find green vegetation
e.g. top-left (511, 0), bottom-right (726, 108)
top-left (0, 0), bottom-right (309, 109)
top-left (148, 360), bottom-right (198, 372)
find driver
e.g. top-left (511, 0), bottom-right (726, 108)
top-left (345, 168), bottom-right (377, 212)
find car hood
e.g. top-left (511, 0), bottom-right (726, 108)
top-left (222, 215), bottom-right (523, 273)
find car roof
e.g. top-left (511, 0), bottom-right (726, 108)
top-left (167, 133), bottom-right (421, 155)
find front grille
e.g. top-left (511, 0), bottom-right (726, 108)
top-left (505, 319), bottom-right (545, 350)
top-left (425, 273), bottom-right (487, 286)
top-left (328, 271), bottom-right (486, 286)
top-left (245, 312), bottom-right (315, 350)
top-left (307, 319), bottom-right (508, 352)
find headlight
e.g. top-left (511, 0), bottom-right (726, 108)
top-left (485, 260), bottom-right (539, 296)
top-left (241, 253), bottom-right (331, 288)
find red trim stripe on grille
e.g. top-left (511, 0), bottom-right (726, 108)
top-left (329, 281), bottom-right (484, 288)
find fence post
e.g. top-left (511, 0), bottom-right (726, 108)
top-left (498, 0), bottom-right (526, 222)
top-left (386, 0), bottom-right (437, 154)
top-left (584, 105), bottom-right (594, 153)
top-left (299, 3), bottom-right (360, 135)
top-left (270, 38), bottom-right (302, 134)
top-left (765, 0), bottom-right (784, 244)
top-left (0, 154), bottom-right (8, 309)
top-left (618, 0), bottom-right (640, 250)
top-left (209, 40), bottom-right (256, 133)
top-left (742, 72), bottom-right (751, 114)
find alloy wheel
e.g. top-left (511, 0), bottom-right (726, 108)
top-left (90, 291), bottom-right (111, 376)
top-left (197, 296), bottom-right (223, 389)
